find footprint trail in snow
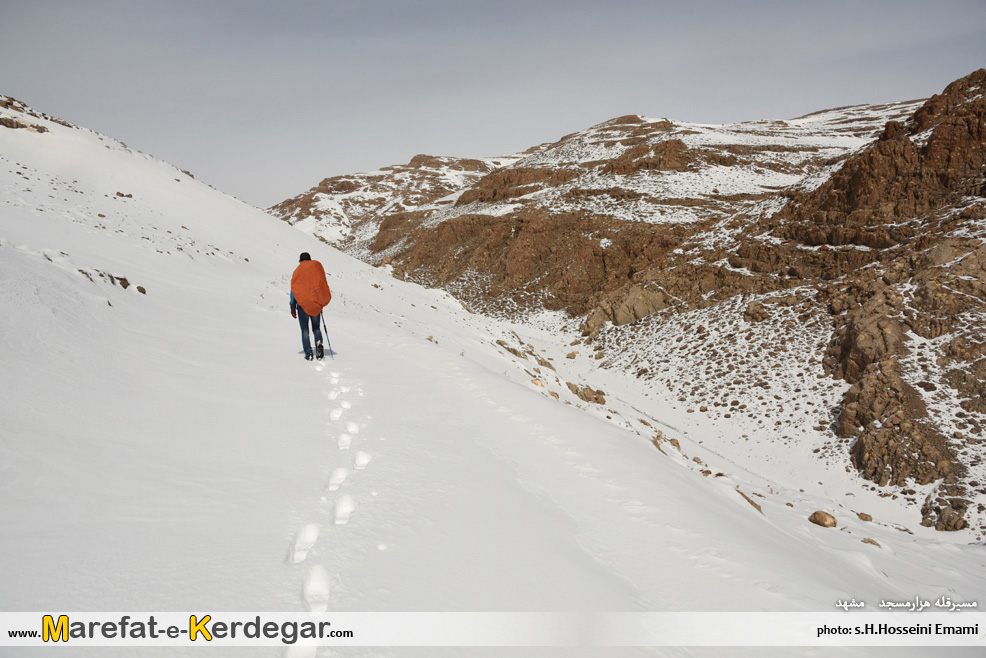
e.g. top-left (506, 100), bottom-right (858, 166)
top-left (287, 367), bottom-right (376, 621)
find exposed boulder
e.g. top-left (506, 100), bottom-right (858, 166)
top-left (566, 382), bottom-right (606, 405)
top-left (583, 284), bottom-right (672, 337)
top-left (809, 511), bottom-right (837, 528)
top-left (743, 301), bottom-right (769, 322)
top-left (921, 492), bottom-right (970, 531)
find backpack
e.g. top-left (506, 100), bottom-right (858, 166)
top-left (291, 260), bottom-right (332, 317)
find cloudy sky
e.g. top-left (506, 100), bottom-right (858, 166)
top-left (2, 0), bottom-right (983, 207)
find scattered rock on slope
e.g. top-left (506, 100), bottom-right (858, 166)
top-left (809, 511), bottom-right (837, 528)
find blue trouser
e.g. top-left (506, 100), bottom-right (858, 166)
top-left (297, 307), bottom-right (323, 356)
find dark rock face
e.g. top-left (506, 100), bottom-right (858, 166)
top-left (392, 210), bottom-right (693, 317)
top-left (779, 70), bottom-right (986, 231)
top-left (767, 71), bottom-right (986, 529)
top-left (455, 168), bottom-right (580, 206)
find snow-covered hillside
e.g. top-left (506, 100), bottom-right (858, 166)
top-left (271, 153), bottom-right (529, 260)
top-left (272, 101), bottom-right (923, 263)
top-left (269, 71), bottom-right (986, 539)
top-left (2, 98), bottom-right (985, 656)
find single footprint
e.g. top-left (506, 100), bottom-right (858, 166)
top-left (338, 434), bottom-right (352, 450)
top-left (330, 377), bottom-right (339, 385)
top-left (288, 523), bottom-right (319, 564)
top-left (334, 495), bottom-right (356, 524)
top-left (330, 371), bottom-right (340, 378)
top-left (354, 451), bottom-right (372, 470)
top-left (346, 421), bottom-right (360, 434)
top-left (340, 400), bottom-right (352, 410)
top-left (303, 564), bottom-right (331, 613)
top-left (327, 390), bottom-right (341, 401)
top-left (330, 408), bottom-right (344, 421)
top-left (328, 468), bottom-right (349, 491)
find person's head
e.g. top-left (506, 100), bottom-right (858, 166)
top-left (299, 252), bottom-right (311, 262)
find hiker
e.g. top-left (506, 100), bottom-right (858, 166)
top-left (290, 252), bottom-right (332, 360)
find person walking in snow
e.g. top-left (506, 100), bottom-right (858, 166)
top-left (290, 252), bottom-right (332, 360)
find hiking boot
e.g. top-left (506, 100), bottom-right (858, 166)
top-left (305, 352), bottom-right (314, 361)
top-left (316, 341), bottom-right (324, 360)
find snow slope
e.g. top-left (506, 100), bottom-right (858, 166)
top-left (1, 100), bottom-right (985, 657)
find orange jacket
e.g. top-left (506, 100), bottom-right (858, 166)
top-left (291, 260), bottom-right (332, 317)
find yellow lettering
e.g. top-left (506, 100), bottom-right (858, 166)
top-left (43, 615), bottom-right (68, 642)
top-left (189, 615), bottom-right (212, 641)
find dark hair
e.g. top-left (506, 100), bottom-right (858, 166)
top-left (299, 252), bottom-right (311, 262)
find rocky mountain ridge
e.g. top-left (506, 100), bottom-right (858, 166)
top-left (272, 70), bottom-right (986, 534)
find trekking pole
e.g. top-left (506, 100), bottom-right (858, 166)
top-left (320, 312), bottom-right (335, 358)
